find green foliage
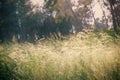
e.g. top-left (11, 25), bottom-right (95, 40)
top-left (0, 52), bottom-right (17, 80)
top-left (55, 16), bottom-right (64, 24)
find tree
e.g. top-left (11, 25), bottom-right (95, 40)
top-left (106, 0), bottom-right (120, 34)
top-left (44, 0), bottom-right (92, 33)
top-left (0, 0), bottom-right (17, 42)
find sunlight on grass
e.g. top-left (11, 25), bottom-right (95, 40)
top-left (0, 31), bottom-right (120, 80)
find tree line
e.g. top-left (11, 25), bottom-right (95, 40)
top-left (0, 0), bottom-right (119, 42)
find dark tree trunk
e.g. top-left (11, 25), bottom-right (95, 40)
top-left (109, 0), bottom-right (118, 34)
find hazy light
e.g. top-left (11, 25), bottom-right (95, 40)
top-left (30, 0), bottom-right (44, 7)
top-left (30, 0), bottom-right (45, 13)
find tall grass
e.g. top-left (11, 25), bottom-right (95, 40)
top-left (0, 30), bottom-right (120, 80)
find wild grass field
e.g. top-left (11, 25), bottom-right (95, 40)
top-left (0, 30), bottom-right (120, 80)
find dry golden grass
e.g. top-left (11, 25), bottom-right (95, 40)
top-left (2, 31), bottom-right (120, 80)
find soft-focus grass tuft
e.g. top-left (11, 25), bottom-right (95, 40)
top-left (0, 49), bottom-right (18, 80)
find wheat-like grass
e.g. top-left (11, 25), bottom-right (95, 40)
top-left (5, 31), bottom-right (120, 80)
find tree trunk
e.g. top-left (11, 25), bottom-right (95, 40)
top-left (109, 0), bottom-right (118, 34)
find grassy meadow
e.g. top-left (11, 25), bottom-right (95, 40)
top-left (0, 30), bottom-right (120, 80)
